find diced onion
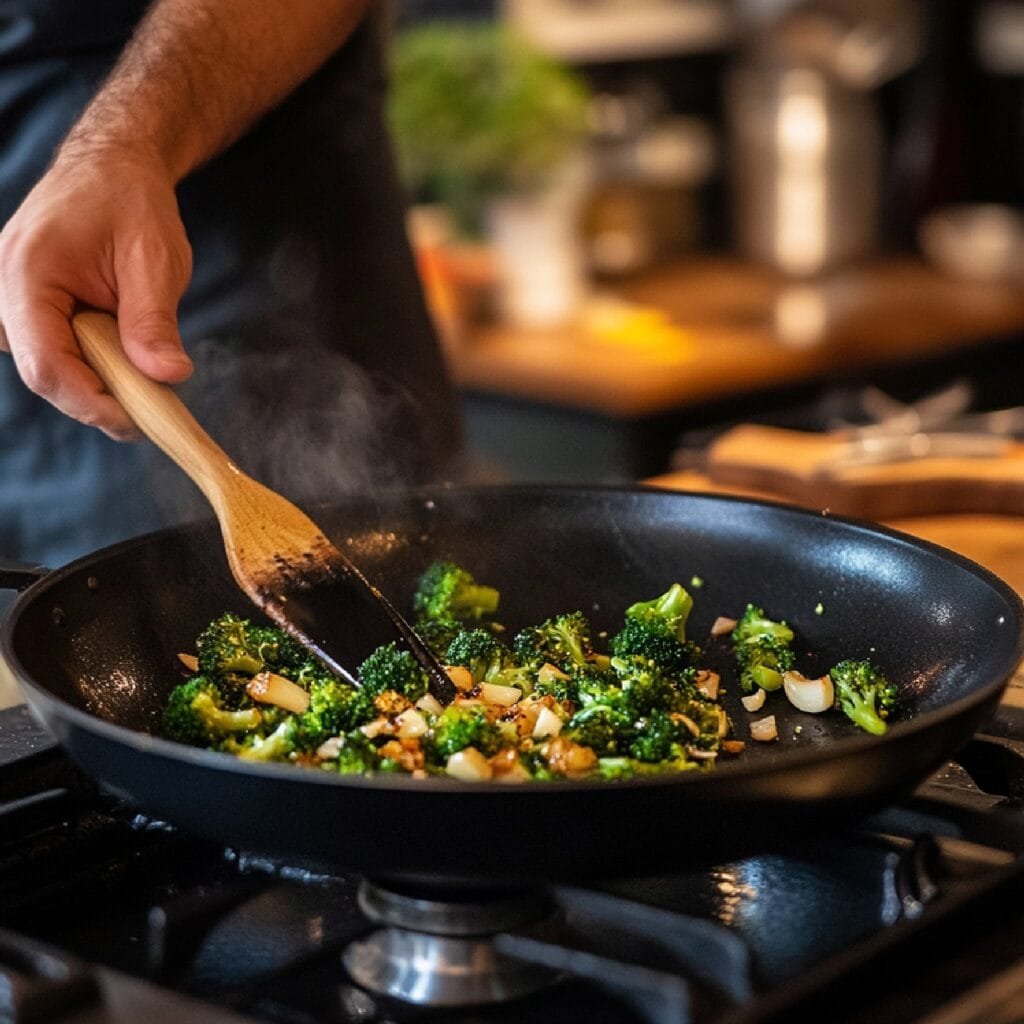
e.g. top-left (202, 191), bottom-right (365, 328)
top-left (395, 709), bottom-right (428, 739)
top-left (246, 671), bottom-right (311, 714)
top-left (783, 671), bottom-right (835, 714)
top-left (711, 616), bottom-right (737, 637)
top-left (741, 689), bottom-right (766, 712)
top-left (480, 682), bottom-right (522, 707)
top-left (178, 653), bottom-right (199, 672)
top-left (415, 693), bottom-right (444, 717)
top-left (750, 715), bottom-right (778, 742)
top-left (445, 665), bottom-right (475, 691)
top-left (532, 706), bottom-right (563, 739)
top-left (446, 747), bottom-right (493, 781)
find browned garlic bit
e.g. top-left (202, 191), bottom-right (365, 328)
top-left (710, 616), bottom-right (737, 637)
top-left (695, 670), bottom-right (720, 700)
top-left (543, 736), bottom-right (598, 777)
top-left (177, 653), bottom-right (199, 672)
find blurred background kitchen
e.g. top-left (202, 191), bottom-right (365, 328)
top-left (391, 0), bottom-right (1024, 487)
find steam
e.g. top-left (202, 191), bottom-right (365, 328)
top-left (144, 333), bottom-right (417, 527)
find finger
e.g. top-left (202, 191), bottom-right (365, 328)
top-left (4, 295), bottom-right (141, 440)
top-left (0, 319), bottom-right (8, 353)
top-left (115, 239), bottom-right (193, 383)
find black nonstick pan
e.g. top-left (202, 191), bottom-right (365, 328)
top-left (2, 486), bottom-right (1021, 884)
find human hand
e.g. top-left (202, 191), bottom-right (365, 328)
top-left (0, 146), bottom-right (194, 440)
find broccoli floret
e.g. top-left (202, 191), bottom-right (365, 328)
top-left (427, 705), bottom-right (504, 761)
top-left (597, 756), bottom-right (698, 780)
top-left (573, 669), bottom-right (628, 712)
top-left (731, 605), bottom-right (796, 693)
top-left (413, 561), bottom-right (500, 622)
top-left (624, 584), bottom-right (694, 643)
top-left (513, 611), bottom-right (595, 674)
top-left (414, 617), bottom-right (463, 660)
top-left (564, 704), bottom-right (634, 756)
top-left (531, 663), bottom-right (579, 703)
top-left (233, 719), bottom-right (299, 762)
top-left (610, 618), bottom-right (700, 677)
top-left (357, 642), bottom-right (429, 701)
top-left (445, 628), bottom-right (513, 682)
top-left (294, 677), bottom-right (371, 749)
top-left (831, 659), bottom-right (898, 736)
top-left (163, 677), bottom-right (262, 746)
top-left (611, 656), bottom-right (691, 716)
top-left (334, 732), bottom-right (382, 775)
top-left (629, 709), bottom-right (688, 763)
top-left (196, 613), bottom-right (306, 682)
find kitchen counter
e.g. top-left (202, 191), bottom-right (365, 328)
top-left (450, 256), bottom-right (1024, 482)
top-left (452, 256), bottom-right (1024, 419)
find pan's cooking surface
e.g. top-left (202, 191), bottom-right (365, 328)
top-left (3, 486), bottom-right (1022, 880)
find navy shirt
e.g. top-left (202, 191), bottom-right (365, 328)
top-left (0, 3), bottom-right (459, 566)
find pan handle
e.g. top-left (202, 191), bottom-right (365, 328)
top-left (0, 559), bottom-right (49, 592)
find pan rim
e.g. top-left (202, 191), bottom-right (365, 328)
top-left (4, 483), bottom-right (1023, 795)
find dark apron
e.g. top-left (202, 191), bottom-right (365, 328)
top-left (0, 3), bottom-right (461, 567)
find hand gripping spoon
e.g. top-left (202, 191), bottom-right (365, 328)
top-left (71, 308), bottom-right (456, 703)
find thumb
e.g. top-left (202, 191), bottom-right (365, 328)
top-left (117, 303), bottom-right (193, 383)
top-left (115, 246), bottom-right (193, 384)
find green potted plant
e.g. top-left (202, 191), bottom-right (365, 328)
top-left (389, 21), bottom-right (592, 327)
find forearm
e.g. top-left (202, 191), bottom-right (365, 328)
top-left (62, 0), bottom-right (370, 181)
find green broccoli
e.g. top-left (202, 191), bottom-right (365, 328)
top-left (831, 659), bottom-right (898, 736)
top-left (611, 656), bottom-right (690, 716)
top-left (196, 613), bottom-right (306, 682)
top-left (334, 732), bottom-right (383, 774)
top-left (426, 705), bottom-right (504, 762)
top-left (731, 604), bottom-right (795, 692)
top-left (628, 709), bottom-right (688, 763)
top-left (413, 561), bottom-right (500, 622)
top-left (624, 583), bottom-right (694, 642)
top-left (512, 611), bottom-right (595, 674)
top-left (564, 704), bottom-right (634, 756)
top-left (163, 677), bottom-right (262, 746)
top-left (597, 756), bottom-right (698, 780)
top-left (414, 617), bottom-right (462, 660)
top-left (445, 628), bottom-right (513, 682)
top-left (610, 618), bottom-right (700, 677)
top-left (357, 642), bottom-right (429, 701)
top-left (232, 719), bottom-right (299, 762)
top-left (294, 677), bottom-right (371, 749)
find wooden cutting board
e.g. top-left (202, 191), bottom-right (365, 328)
top-left (700, 424), bottom-right (1024, 519)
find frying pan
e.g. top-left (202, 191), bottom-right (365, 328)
top-left (2, 485), bottom-right (1021, 885)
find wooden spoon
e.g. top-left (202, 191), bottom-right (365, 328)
top-left (71, 308), bottom-right (455, 702)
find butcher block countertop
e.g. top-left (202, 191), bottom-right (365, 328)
top-left (450, 257), bottom-right (1024, 418)
top-left (650, 469), bottom-right (1024, 705)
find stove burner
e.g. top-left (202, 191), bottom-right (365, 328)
top-left (342, 879), bottom-right (560, 1007)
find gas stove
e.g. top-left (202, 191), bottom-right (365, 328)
top-left (2, 703), bottom-right (1024, 1024)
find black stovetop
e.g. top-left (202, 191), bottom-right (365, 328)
top-left (2, 703), bottom-right (1024, 1024)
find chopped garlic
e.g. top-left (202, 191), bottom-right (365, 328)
top-left (415, 693), bottom-right (444, 717)
top-left (783, 671), bottom-right (834, 714)
top-left (711, 616), bottom-right (736, 637)
top-left (446, 747), bottom-right (493, 781)
top-left (480, 682), bottom-right (522, 707)
top-left (741, 689), bottom-right (766, 712)
top-left (246, 671), bottom-right (310, 714)
top-left (750, 715), bottom-right (778, 742)
top-left (532, 706), bottom-right (563, 739)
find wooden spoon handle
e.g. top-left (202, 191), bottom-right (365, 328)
top-left (71, 308), bottom-right (235, 505)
